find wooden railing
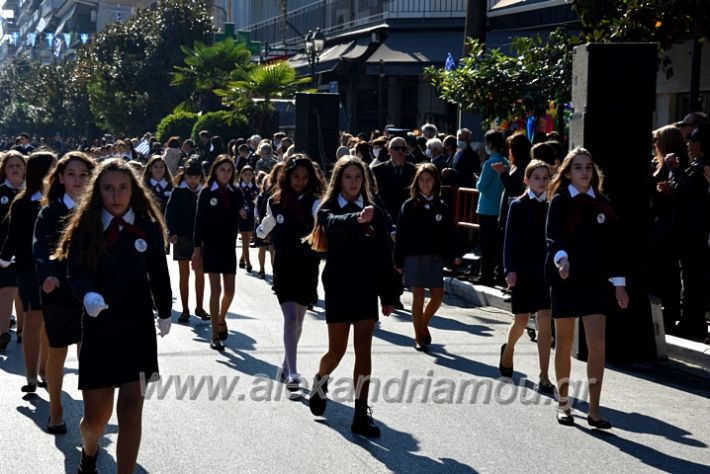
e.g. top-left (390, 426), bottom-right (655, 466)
top-left (442, 185), bottom-right (480, 231)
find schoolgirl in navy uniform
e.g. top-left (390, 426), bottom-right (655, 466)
top-left (257, 155), bottom-right (324, 390)
top-left (238, 165), bottom-right (258, 273)
top-left (546, 148), bottom-right (628, 429)
top-left (192, 155), bottom-right (248, 351)
top-left (306, 156), bottom-right (398, 438)
top-left (500, 160), bottom-right (554, 393)
top-left (54, 158), bottom-right (172, 473)
top-left (165, 159), bottom-right (209, 323)
top-left (142, 155), bottom-right (174, 213)
top-left (33, 151), bottom-right (95, 433)
top-left (393, 163), bottom-right (461, 351)
top-left (254, 162), bottom-right (284, 279)
top-left (0, 151), bottom-right (25, 351)
top-left (0, 151), bottom-right (56, 392)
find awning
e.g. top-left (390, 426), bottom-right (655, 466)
top-left (365, 31), bottom-right (464, 75)
top-left (288, 41), bottom-right (354, 76)
top-left (342, 37), bottom-right (370, 60)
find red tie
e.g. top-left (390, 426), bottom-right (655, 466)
top-left (215, 185), bottom-right (231, 211)
top-left (105, 216), bottom-right (147, 248)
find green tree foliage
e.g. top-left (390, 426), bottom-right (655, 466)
top-left (171, 38), bottom-right (253, 113)
top-left (573, 0), bottom-right (709, 48)
top-left (426, 29), bottom-right (578, 127)
top-left (216, 62), bottom-right (312, 136)
top-left (76, 0), bottom-right (213, 135)
top-left (155, 111), bottom-right (199, 143)
top-left (191, 110), bottom-right (250, 143)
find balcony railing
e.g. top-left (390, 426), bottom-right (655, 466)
top-left (242, 0), bottom-right (465, 47)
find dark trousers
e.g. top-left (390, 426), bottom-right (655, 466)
top-left (678, 245), bottom-right (710, 339)
top-left (647, 241), bottom-right (681, 333)
top-left (478, 214), bottom-right (502, 283)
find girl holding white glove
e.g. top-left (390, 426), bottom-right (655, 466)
top-left (54, 158), bottom-right (172, 473)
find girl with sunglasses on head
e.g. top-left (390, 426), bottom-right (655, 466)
top-left (306, 156), bottom-right (399, 438)
top-left (55, 158), bottom-right (172, 473)
top-left (165, 159), bottom-right (209, 323)
top-left (192, 155), bottom-right (248, 351)
top-left (34, 152), bottom-right (96, 434)
top-left (257, 155), bottom-right (324, 392)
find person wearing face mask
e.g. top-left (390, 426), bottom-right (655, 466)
top-left (369, 137), bottom-right (388, 168)
top-left (427, 138), bottom-right (447, 172)
top-left (442, 128), bottom-right (480, 187)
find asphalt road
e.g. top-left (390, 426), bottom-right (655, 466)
top-left (1, 247), bottom-right (709, 473)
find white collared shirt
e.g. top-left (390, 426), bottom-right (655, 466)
top-left (419, 192), bottom-right (434, 202)
top-left (210, 181), bottom-right (233, 192)
top-left (1, 179), bottom-right (24, 190)
top-left (338, 193), bottom-right (364, 209)
top-left (101, 207), bottom-right (135, 231)
top-left (150, 178), bottom-right (169, 189)
top-left (62, 193), bottom-right (76, 210)
top-left (527, 188), bottom-right (547, 202)
top-left (30, 191), bottom-right (42, 202)
top-left (567, 183), bottom-right (595, 198)
top-left (179, 181), bottom-right (202, 192)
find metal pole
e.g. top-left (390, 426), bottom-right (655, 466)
top-left (378, 59), bottom-right (384, 130)
top-left (689, 37), bottom-right (703, 112)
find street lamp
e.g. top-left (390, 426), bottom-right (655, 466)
top-left (305, 28), bottom-right (325, 85)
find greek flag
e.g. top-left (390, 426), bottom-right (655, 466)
top-left (135, 140), bottom-right (150, 156)
top-left (445, 52), bottom-right (456, 71)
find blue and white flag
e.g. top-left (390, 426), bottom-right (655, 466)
top-left (445, 52), bottom-right (456, 71)
top-left (135, 140), bottom-right (150, 156)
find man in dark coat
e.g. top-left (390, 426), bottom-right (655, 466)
top-left (442, 128), bottom-right (480, 187)
top-left (372, 136), bottom-right (417, 224)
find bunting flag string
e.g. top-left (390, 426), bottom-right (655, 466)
top-left (3, 31), bottom-right (92, 49)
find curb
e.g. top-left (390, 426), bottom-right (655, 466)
top-left (444, 277), bottom-right (710, 375)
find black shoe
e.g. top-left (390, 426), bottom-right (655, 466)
top-left (351, 400), bottom-right (381, 438)
top-left (239, 259), bottom-right (246, 269)
top-left (245, 263), bottom-right (253, 273)
top-left (557, 409), bottom-right (574, 426)
top-left (309, 374), bottom-right (328, 416)
top-left (277, 368), bottom-right (288, 384)
top-left (21, 382), bottom-right (37, 393)
top-left (47, 418), bottom-right (67, 435)
top-left (210, 340), bottom-right (225, 352)
top-left (37, 379), bottom-right (47, 389)
top-left (178, 312), bottom-right (190, 323)
top-left (471, 276), bottom-right (494, 286)
top-left (258, 271), bottom-right (266, 279)
top-left (286, 376), bottom-right (301, 392)
top-left (307, 304), bottom-right (314, 311)
top-left (423, 331), bottom-right (432, 346)
top-left (394, 301), bottom-right (405, 311)
top-left (16, 329), bottom-right (22, 344)
top-left (498, 344), bottom-right (513, 378)
top-left (195, 308), bottom-right (210, 321)
top-left (78, 448), bottom-right (98, 474)
top-left (538, 379), bottom-right (555, 395)
top-left (587, 416), bottom-right (612, 430)
top-left (414, 341), bottom-right (428, 352)
top-left (0, 332), bottom-right (10, 352)
top-left (218, 322), bottom-right (228, 341)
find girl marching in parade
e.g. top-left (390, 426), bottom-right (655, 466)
top-left (192, 155), bottom-right (247, 351)
top-left (143, 155), bottom-right (174, 213)
top-left (257, 155), bottom-right (324, 391)
top-left (238, 165), bottom-right (258, 273)
top-left (254, 163), bottom-right (284, 279)
top-left (393, 163), bottom-right (461, 351)
top-left (545, 148), bottom-right (628, 429)
top-left (165, 158), bottom-right (209, 323)
top-left (307, 156), bottom-right (398, 437)
top-left (55, 158), bottom-right (173, 473)
top-left (33, 151), bottom-right (96, 433)
top-left (1, 151), bottom-right (56, 392)
top-left (500, 160), bottom-right (555, 393)
top-left (0, 151), bottom-right (25, 352)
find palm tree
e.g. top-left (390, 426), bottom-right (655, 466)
top-left (216, 61), bottom-right (312, 136)
top-left (171, 38), bottom-right (253, 113)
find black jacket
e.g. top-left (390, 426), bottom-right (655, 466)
top-left (393, 195), bottom-right (460, 268)
top-left (447, 147), bottom-right (480, 187)
top-left (504, 194), bottom-right (548, 275)
top-left (147, 179), bottom-right (174, 214)
top-left (33, 199), bottom-right (80, 308)
top-left (1, 197), bottom-right (41, 273)
top-left (545, 189), bottom-right (625, 286)
top-left (498, 161), bottom-right (529, 230)
top-left (372, 159), bottom-right (416, 225)
top-left (669, 157), bottom-right (710, 247)
top-left (165, 185), bottom-right (200, 238)
top-left (0, 184), bottom-right (20, 250)
top-left (193, 183), bottom-right (244, 247)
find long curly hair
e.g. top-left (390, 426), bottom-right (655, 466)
top-left (42, 151), bottom-right (96, 206)
top-left (54, 159), bottom-right (167, 271)
top-left (548, 147), bottom-right (603, 199)
top-left (272, 154), bottom-right (325, 204)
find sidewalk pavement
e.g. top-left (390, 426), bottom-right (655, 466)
top-left (444, 276), bottom-right (710, 376)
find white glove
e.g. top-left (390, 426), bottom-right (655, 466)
top-left (83, 292), bottom-right (109, 317)
top-left (0, 258), bottom-right (12, 268)
top-left (157, 317), bottom-right (171, 337)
